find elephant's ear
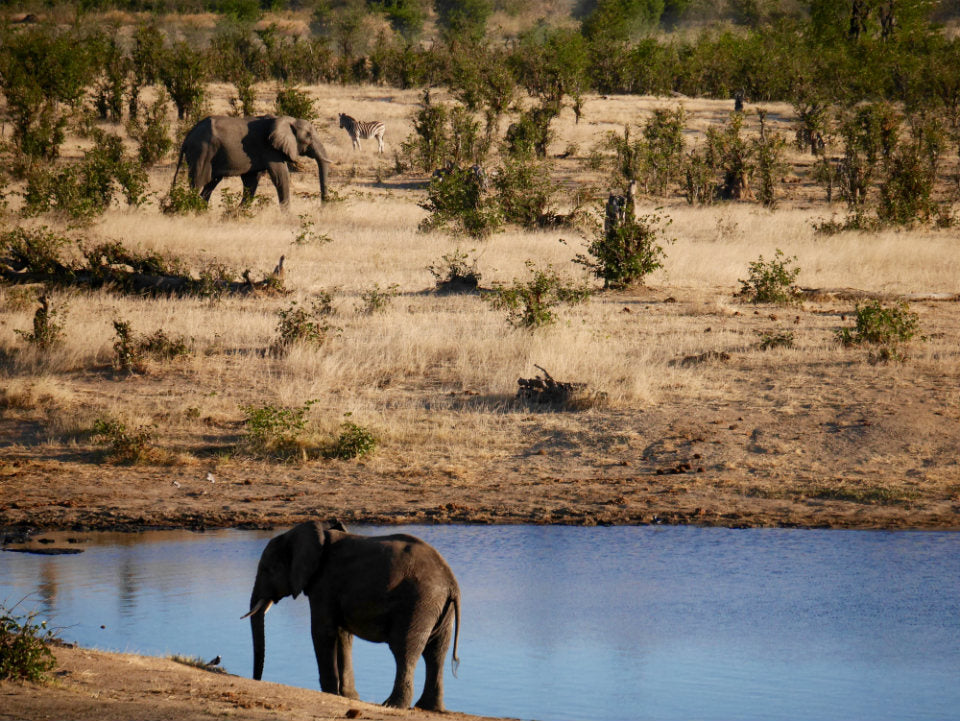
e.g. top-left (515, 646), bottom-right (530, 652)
top-left (269, 117), bottom-right (300, 161)
top-left (288, 523), bottom-right (323, 598)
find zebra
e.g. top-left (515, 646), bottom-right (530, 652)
top-left (339, 113), bottom-right (385, 154)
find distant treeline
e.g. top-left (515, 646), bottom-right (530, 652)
top-left (3, 1), bottom-right (959, 109)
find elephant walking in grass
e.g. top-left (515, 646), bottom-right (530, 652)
top-left (243, 520), bottom-right (461, 712)
top-left (172, 115), bottom-right (332, 205)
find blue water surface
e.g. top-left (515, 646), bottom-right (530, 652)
top-left (2, 525), bottom-right (958, 721)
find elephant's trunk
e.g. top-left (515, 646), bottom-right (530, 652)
top-left (248, 591), bottom-right (270, 680)
top-left (316, 156), bottom-right (329, 202)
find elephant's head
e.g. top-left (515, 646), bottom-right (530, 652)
top-left (269, 116), bottom-right (331, 201)
top-left (244, 519), bottom-right (346, 680)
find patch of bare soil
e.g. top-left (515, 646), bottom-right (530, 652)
top-left (0, 644), bottom-right (502, 721)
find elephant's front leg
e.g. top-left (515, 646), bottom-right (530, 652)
top-left (336, 630), bottom-right (359, 699)
top-left (309, 610), bottom-right (341, 694)
top-left (266, 162), bottom-right (291, 205)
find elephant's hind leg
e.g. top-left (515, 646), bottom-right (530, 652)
top-left (415, 611), bottom-right (454, 712)
top-left (201, 177), bottom-right (222, 202)
top-left (240, 171), bottom-right (261, 204)
top-left (383, 636), bottom-right (421, 709)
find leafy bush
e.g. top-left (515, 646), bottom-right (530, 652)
top-left (113, 320), bottom-right (190, 373)
top-left (836, 300), bottom-right (921, 361)
top-left (575, 202), bottom-right (671, 289)
top-left (428, 247), bottom-right (482, 293)
top-left (754, 109), bottom-right (786, 208)
top-left (1, 227), bottom-right (73, 276)
top-left (605, 108), bottom-right (687, 197)
top-left (15, 295), bottom-right (66, 351)
top-left (758, 330), bottom-right (795, 350)
top-left (489, 261), bottom-right (592, 329)
top-left (161, 183), bottom-right (208, 215)
top-left (494, 157), bottom-right (558, 229)
top-left (241, 399), bottom-right (319, 459)
top-left (324, 420), bottom-right (378, 460)
top-left (92, 416), bottom-right (160, 464)
top-left (0, 26), bottom-right (98, 163)
top-left (128, 90), bottom-right (173, 168)
top-left (293, 214), bottom-right (334, 246)
top-left (274, 83), bottom-right (317, 120)
top-left (22, 130), bottom-right (147, 221)
top-left (0, 602), bottom-right (55, 682)
top-left (418, 164), bottom-right (501, 238)
top-left (273, 298), bottom-right (338, 351)
top-left (357, 283), bottom-right (400, 315)
top-left (401, 93), bottom-right (489, 171)
top-left (503, 102), bottom-right (559, 160)
top-left (737, 249), bottom-right (801, 304)
top-left (161, 42), bottom-right (207, 121)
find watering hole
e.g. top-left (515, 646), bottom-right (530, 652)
top-left (2, 525), bottom-right (959, 721)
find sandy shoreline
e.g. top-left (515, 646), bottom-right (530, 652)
top-left (0, 643), bottom-right (506, 721)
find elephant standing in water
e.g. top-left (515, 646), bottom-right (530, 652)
top-left (172, 115), bottom-right (331, 205)
top-left (243, 520), bottom-right (461, 712)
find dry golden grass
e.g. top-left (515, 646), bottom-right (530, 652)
top-left (1, 86), bottom-right (959, 521)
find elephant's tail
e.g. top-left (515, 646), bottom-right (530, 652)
top-left (448, 591), bottom-right (460, 678)
top-left (170, 144), bottom-right (186, 192)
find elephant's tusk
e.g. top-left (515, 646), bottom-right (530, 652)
top-left (241, 599), bottom-right (274, 619)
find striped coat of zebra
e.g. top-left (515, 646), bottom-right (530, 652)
top-left (339, 113), bottom-right (385, 154)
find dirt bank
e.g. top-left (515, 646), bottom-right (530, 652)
top-left (0, 644), bottom-right (503, 721)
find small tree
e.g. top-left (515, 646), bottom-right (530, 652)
top-left (275, 83), bottom-right (317, 120)
top-left (161, 42), bottom-right (207, 121)
top-left (575, 197), bottom-right (672, 289)
top-left (128, 89), bottom-right (173, 168)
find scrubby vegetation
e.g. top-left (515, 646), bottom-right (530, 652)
top-left (0, 1), bottom-right (957, 514)
top-left (0, 601), bottom-right (55, 682)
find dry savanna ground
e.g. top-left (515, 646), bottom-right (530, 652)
top-left (1, 84), bottom-right (960, 532)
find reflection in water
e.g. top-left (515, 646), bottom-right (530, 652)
top-left (1, 526), bottom-right (959, 721)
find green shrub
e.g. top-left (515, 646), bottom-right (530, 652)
top-left (503, 102), bottom-right (559, 160)
top-left (93, 34), bottom-right (130, 123)
top-left (293, 214), bottom-right (334, 246)
top-left (128, 89), bottom-right (173, 168)
top-left (92, 416), bottom-right (159, 464)
top-left (418, 165), bottom-right (501, 239)
top-left (22, 130), bottom-right (147, 221)
top-left (128, 22), bottom-right (166, 120)
top-left (575, 202), bottom-right (671, 289)
top-left (324, 420), bottom-right (377, 460)
top-left (489, 261), bottom-right (592, 329)
top-left (0, 602), bottom-right (55, 682)
top-left (428, 247), bottom-right (482, 293)
top-left (0, 26), bottom-right (98, 163)
top-left (357, 283), bottom-right (400, 315)
top-left (1, 227), bottom-right (73, 276)
top-left (754, 109), bottom-right (787, 208)
top-left (161, 42), bottom-right (207, 121)
top-left (15, 295), bottom-right (66, 351)
top-left (737, 249), bottom-right (801, 304)
top-left (836, 300), bottom-right (921, 361)
top-left (273, 299), bottom-right (338, 353)
top-left (161, 183), bottom-right (208, 215)
top-left (758, 330), bottom-right (795, 350)
top-left (274, 83), bottom-right (317, 120)
top-left (112, 320), bottom-right (190, 373)
top-left (240, 399), bottom-right (318, 459)
top-left (401, 92), bottom-right (450, 171)
top-left (705, 111), bottom-right (754, 200)
top-left (494, 156), bottom-right (559, 229)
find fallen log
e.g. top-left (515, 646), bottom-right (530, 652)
top-left (0, 256), bottom-right (288, 298)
